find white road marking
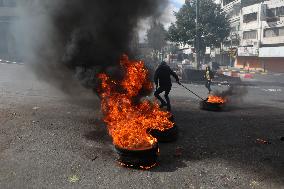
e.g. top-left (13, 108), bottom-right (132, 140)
top-left (262, 89), bottom-right (282, 92)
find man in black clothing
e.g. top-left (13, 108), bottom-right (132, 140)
top-left (154, 61), bottom-right (181, 111)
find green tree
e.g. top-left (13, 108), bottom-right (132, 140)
top-left (168, 0), bottom-right (230, 60)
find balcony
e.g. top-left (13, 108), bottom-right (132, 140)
top-left (222, 0), bottom-right (241, 11)
top-left (262, 36), bottom-right (284, 45)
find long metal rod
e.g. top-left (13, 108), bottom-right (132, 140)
top-left (180, 84), bottom-right (205, 101)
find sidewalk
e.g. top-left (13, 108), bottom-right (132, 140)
top-left (219, 67), bottom-right (284, 81)
top-left (218, 67), bottom-right (284, 87)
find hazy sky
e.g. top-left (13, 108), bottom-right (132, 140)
top-left (138, 0), bottom-right (221, 41)
top-left (171, 0), bottom-right (184, 8)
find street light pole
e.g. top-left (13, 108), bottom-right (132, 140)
top-left (195, 0), bottom-right (200, 69)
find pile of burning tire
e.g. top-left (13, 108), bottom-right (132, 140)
top-left (98, 56), bottom-right (179, 170)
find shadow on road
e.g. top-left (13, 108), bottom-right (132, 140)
top-left (152, 104), bottom-right (284, 183)
top-left (84, 125), bottom-right (112, 145)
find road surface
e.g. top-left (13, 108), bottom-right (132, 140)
top-left (0, 63), bottom-right (283, 189)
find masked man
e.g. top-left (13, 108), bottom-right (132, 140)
top-left (154, 61), bottom-right (181, 111)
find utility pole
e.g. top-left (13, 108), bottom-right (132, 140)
top-left (195, 0), bottom-right (200, 69)
top-left (229, 35), bottom-right (232, 68)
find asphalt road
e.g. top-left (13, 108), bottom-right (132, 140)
top-left (0, 63), bottom-right (283, 189)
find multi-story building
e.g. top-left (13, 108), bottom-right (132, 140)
top-left (236, 0), bottom-right (284, 72)
top-left (220, 0), bottom-right (242, 66)
top-left (221, 0), bottom-right (242, 39)
top-left (0, 0), bottom-right (17, 60)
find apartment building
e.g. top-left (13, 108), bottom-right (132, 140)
top-left (0, 0), bottom-right (17, 59)
top-left (221, 0), bottom-right (242, 41)
top-left (237, 0), bottom-right (284, 72)
top-left (220, 0), bottom-right (242, 66)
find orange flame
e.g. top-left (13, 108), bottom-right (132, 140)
top-left (207, 95), bottom-right (226, 104)
top-left (98, 55), bottom-right (173, 150)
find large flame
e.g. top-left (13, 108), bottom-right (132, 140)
top-left (207, 95), bottom-right (226, 104)
top-left (98, 55), bottom-right (173, 150)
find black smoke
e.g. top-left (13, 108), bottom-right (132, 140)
top-left (15, 0), bottom-right (168, 94)
top-left (213, 85), bottom-right (248, 105)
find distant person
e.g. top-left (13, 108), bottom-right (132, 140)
top-left (204, 66), bottom-right (214, 94)
top-left (154, 61), bottom-right (181, 111)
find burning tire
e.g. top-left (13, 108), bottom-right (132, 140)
top-left (200, 95), bottom-right (226, 111)
top-left (150, 125), bottom-right (178, 142)
top-left (114, 143), bottom-right (159, 169)
top-left (199, 100), bottom-right (225, 111)
top-left (149, 116), bottom-right (178, 142)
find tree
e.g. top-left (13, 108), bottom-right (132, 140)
top-left (168, 0), bottom-right (230, 62)
top-left (146, 21), bottom-right (167, 61)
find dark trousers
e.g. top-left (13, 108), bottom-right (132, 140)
top-left (205, 80), bottom-right (211, 93)
top-left (154, 86), bottom-right (171, 111)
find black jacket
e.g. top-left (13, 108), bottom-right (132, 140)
top-left (154, 63), bottom-right (179, 88)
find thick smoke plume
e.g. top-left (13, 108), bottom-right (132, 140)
top-left (213, 85), bottom-right (248, 105)
top-left (14, 0), bottom-right (168, 94)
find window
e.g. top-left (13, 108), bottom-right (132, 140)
top-left (276, 6), bottom-right (284, 16)
top-left (264, 28), bottom-right (279, 37)
top-left (279, 27), bottom-right (284, 36)
top-left (264, 27), bottom-right (284, 37)
top-left (243, 12), bottom-right (258, 23)
top-left (267, 6), bottom-right (284, 17)
top-left (266, 8), bottom-right (275, 18)
top-left (243, 30), bottom-right (257, 39)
